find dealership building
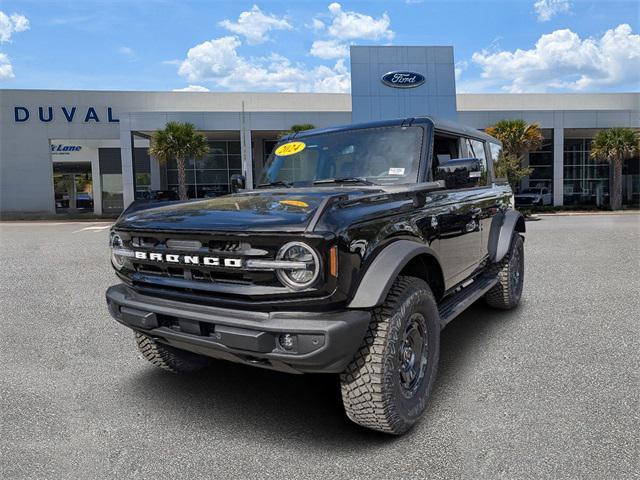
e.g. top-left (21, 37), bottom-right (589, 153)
top-left (1, 45), bottom-right (638, 215)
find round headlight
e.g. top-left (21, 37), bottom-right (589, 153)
top-left (110, 234), bottom-right (127, 270)
top-left (276, 242), bottom-right (320, 290)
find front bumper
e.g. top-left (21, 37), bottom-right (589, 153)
top-left (106, 284), bottom-right (370, 374)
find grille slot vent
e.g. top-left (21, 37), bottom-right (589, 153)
top-left (132, 237), bottom-right (161, 248)
top-left (209, 240), bottom-right (245, 252)
top-left (166, 239), bottom-right (202, 250)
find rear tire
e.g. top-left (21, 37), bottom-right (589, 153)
top-left (135, 332), bottom-right (211, 373)
top-left (340, 276), bottom-right (440, 435)
top-left (485, 234), bottom-right (524, 309)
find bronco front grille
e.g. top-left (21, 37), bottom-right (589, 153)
top-left (126, 234), bottom-right (279, 287)
top-left (114, 230), bottom-right (334, 304)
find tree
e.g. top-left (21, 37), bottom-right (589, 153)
top-left (494, 153), bottom-right (533, 192)
top-left (590, 128), bottom-right (640, 210)
top-left (486, 119), bottom-right (543, 191)
top-left (279, 123), bottom-right (316, 138)
top-left (149, 122), bottom-right (209, 201)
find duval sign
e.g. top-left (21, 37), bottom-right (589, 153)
top-left (381, 71), bottom-right (426, 89)
top-left (13, 106), bottom-right (119, 123)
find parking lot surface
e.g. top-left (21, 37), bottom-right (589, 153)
top-left (1, 215), bottom-right (638, 479)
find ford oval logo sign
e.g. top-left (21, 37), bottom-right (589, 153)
top-left (381, 71), bottom-right (425, 89)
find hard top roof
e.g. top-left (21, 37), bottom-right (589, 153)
top-left (284, 116), bottom-right (500, 144)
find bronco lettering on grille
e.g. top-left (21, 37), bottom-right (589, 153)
top-left (133, 251), bottom-right (242, 268)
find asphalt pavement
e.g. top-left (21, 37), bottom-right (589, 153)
top-left (1, 215), bottom-right (638, 479)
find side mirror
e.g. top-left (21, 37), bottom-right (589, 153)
top-left (230, 174), bottom-right (246, 193)
top-left (435, 158), bottom-right (482, 189)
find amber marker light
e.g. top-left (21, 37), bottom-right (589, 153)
top-left (329, 246), bottom-right (338, 277)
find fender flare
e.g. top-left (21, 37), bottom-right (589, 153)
top-left (347, 240), bottom-right (442, 309)
top-left (488, 209), bottom-right (525, 263)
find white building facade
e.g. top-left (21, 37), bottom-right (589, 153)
top-left (1, 46), bottom-right (638, 215)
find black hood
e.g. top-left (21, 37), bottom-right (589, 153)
top-left (115, 188), bottom-right (382, 232)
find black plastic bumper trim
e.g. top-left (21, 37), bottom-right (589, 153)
top-left (106, 284), bottom-right (371, 374)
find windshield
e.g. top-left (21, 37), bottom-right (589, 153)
top-left (521, 188), bottom-right (541, 194)
top-left (259, 125), bottom-right (424, 187)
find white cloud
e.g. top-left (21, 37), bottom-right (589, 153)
top-left (471, 24), bottom-right (640, 92)
top-left (308, 3), bottom-right (393, 59)
top-left (118, 46), bottom-right (134, 56)
top-left (310, 59), bottom-right (351, 93)
top-left (219, 5), bottom-right (292, 45)
top-left (173, 85), bottom-right (210, 92)
top-left (325, 3), bottom-right (393, 41)
top-left (177, 35), bottom-right (350, 93)
top-left (0, 52), bottom-right (14, 79)
top-left (311, 18), bottom-right (325, 32)
top-left (178, 36), bottom-right (243, 82)
top-left (0, 11), bottom-right (29, 43)
top-left (533, 0), bottom-right (571, 22)
top-left (310, 39), bottom-right (349, 60)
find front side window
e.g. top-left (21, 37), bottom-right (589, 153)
top-left (433, 136), bottom-right (491, 190)
top-left (260, 126), bottom-right (424, 186)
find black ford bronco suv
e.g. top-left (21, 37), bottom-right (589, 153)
top-left (106, 117), bottom-right (525, 435)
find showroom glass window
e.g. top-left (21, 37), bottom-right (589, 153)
top-left (99, 148), bottom-right (123, 213)
top-left (166, 141), bottom-right (241, 198)
top-left (527, 130), bottom-right (553, 194)
top-left (134, 148), bottom-right (151, 195)
top-left (622, 154), bottom-right (640, 207)
top-left (563, 137), bottom-right (609, 206)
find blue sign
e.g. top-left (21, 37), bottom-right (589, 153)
top-left (381, 71), bottom-right (426, 89)
top-left (14, 106), bottom-right (119, 123)
top-left (51, 144), bottom-right (82, 153)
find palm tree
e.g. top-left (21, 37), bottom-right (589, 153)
top-left (279, 123), bottom-right (316, 138)
top-left (149, 122), bottom-right (209, 201)
top-left (590, 128), bottom-right (640, 210)
top-left (486, 119), bottom-right (544, 191)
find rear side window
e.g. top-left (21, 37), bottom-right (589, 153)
top-left (465, 138), bottom-right (489, 186)
top-left (489, 142), bottom-right (502, 164)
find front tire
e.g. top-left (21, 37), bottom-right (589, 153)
top-left (340, 276), bottom-right (440, 435)
top-left (135, 333), bottom-right (211, 373)
top-left (485, 233), bottom-right (524, 309)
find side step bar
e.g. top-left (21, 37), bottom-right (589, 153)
top-left (438, 274), bottom-right (498, 328)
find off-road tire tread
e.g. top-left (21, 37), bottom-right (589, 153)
top-left (340, 276), bottom-right (436, 435)
top-left (135, 332), bottom-right (209, 373)
top-left (485, 233), bottom-right (524, 309)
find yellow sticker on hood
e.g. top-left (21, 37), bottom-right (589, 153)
top-left (279, 199), bottom-right (309, 208)
top-left (275, 141), bottom-right (306, 157)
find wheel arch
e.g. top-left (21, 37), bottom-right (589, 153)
top-left (347, 240), bottom-right (445, 309)
top-left (488, 209), bottom-right (525, 263)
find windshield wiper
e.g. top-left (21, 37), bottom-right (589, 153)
top-left (257, 180), bottom-right (293, 188)
top-left (313, 177), bottom-right (375, 186)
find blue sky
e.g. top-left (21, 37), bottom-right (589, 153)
top-left (0, 0), bottom-right (638, 93)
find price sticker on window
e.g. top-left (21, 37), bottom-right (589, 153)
top-left (275, 141), bottom-right (306, 157)
top-left (280, 199), bottom-right (309, 208)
